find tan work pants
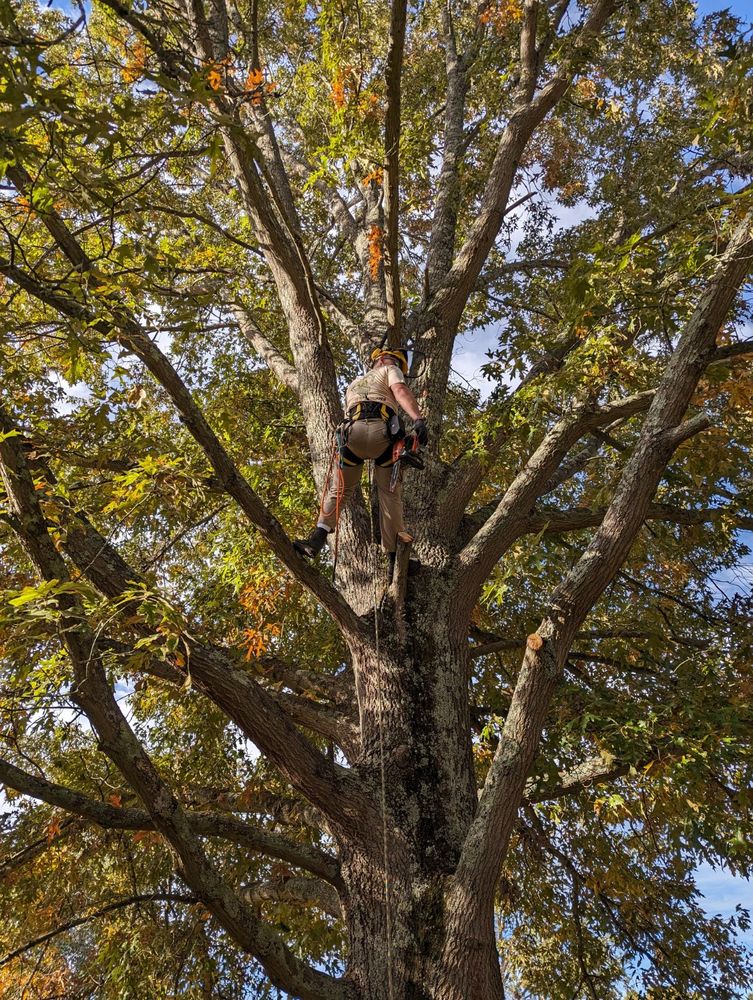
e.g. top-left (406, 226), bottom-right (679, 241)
top-left (318, 419), bottom-right (404, 552)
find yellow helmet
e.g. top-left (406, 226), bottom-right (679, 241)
top-left (370, 348), bottom-right (409, 375)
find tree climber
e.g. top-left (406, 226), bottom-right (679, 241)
top-left (294, 348), bottom-right (428, 560)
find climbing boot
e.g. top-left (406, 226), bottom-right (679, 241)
top-left (294, 526), bottom-right (329, 560)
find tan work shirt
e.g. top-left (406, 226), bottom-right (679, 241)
top-left (345, 365), bottom-right (406, 413)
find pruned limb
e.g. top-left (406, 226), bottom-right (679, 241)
top-left (389, 531), bottom-right (413, 643)
top-left (469, 620), bottom-right (711, 660)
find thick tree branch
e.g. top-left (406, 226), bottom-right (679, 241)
top-left (241, 876), bottom-right (342, 920)
top-left (0, 756), bottom-right (341, 885)
top-left (383, 0), bottom-right (408, 335)
top-left (710, 338), bottom-right (753, 362)
top-left (455, 391), bottom-right (655, 599)
top-left (231, 303), bottom-right (300, 393)
top-left (438, 332), bottom-right (580, 526)
top-left (525, 754), bottom-right (632, 802)
top-left (269, 691), bottom-right (361, 760)
top-left (450, 211), bottom-right (753, 926)
top-left (425, 4), bottom-right (470, 295)
top-left (0, 255), bottom-right (366, 642)
top-left (316, 285), bottom-right (374, 363)
top-left (0, 410), bottom-right (376, 837)
top-left (450, 321), bottom-right (751, 540)
top-left (255, 658), bottom-right (355, 709)
top-left (0, 818), bottom-right (80, 880)
top-left (431, 0), bottom-right (620, 331)
top-left (0, 423), bottom-right (352, 1000)
top-left (524, 501), bottom-right (753, 536)
top-left (53, 9), bottom-right (344, 489)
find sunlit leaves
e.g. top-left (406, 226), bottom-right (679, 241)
top-left (0, 0), bottom-right (752, 996)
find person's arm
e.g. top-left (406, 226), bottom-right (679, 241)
top-left (391, 381), bottom-right (422, 421)
top-left (392, 382), bottom-right (428, 445)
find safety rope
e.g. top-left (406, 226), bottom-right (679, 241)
top-left (367, 462), bottom-right (395, 1000)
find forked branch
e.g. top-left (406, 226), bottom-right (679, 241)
top-left (0, 756), bottom-right (340, 885)
top-left (451, 211), bottom-right (753, 920)
top-left (0, 421), bottom-right (351, 1000)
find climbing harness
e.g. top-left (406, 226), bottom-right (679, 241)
top-left (367, 462), bottom-right (395, 1000)
top-left (348, 400), bottom-right (395, 423)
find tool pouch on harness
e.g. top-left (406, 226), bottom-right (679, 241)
top-left (387, 411), bottom-right (404, 442)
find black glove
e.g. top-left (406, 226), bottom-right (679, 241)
top-left (413, 418), bottom-right (428, 447)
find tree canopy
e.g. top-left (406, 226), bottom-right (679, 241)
top-left (0, 0), bottom-right (752, 997)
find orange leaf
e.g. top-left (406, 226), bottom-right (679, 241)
top-left (331, 72), bottom-right (345, 109)
top-left (361, 168), bottom-right (384, 188)
top-left (367, 225), bottom-right (383, 279)
top-left (245, 67), bottom-right (264, 91)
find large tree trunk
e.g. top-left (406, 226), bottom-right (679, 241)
top-left (337, 586), bottom-right (503, 999)
top-left (340, 840), bottom-right (505, 1000)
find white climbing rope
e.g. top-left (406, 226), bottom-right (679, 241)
top-left (367, 461), bottom-right (395, 1000)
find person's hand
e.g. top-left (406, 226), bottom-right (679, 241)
top-left (414, 418), bottom-right (428, 446)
